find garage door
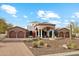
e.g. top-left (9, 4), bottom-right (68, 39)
top-left (17, 31), bottom-right (25, 38)
top-left (59, 32), bottom-right (64, 37)
top-left (9, 31), bottom-right (16, 38)
top-left (65, 32), bottom-right (69, 38)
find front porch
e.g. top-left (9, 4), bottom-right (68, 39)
top-left (35, 26), bottom-right (55, 38)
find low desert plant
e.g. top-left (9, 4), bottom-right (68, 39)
top-left (33, 39), bottom-right (38, 41)
top-left (38, 40), bottom-right (44, 46)
top-left (32, 41), bottom-right (38, 48)
top-left (37, 37), bottom-right (42, 40)
top-left (67, 41), bottom-right (77, 49)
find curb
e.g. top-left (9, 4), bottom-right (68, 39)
top-left (42, 51), bottom-right (79, 56)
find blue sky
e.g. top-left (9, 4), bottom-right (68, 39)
top-left (0, 3), bottom-right (79, 28)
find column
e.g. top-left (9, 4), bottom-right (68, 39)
top-left (52, 30), bottom-right (54, 38)
top-left (24, 32), bottom-right (26, 38)
top-left (64, 33), bottom-right (65, 38)
top-left (35, 30), bottom-right (37, 37)
top-left (41, 29), bottom-right (42, 38)
top-left (47, 31), bottom-right (49, 38)
top-left (16, 31), bottom-right (17, 38)
top-left (38, 29), bottom-right (40, 37)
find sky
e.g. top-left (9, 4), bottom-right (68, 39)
top-left (0, 3), bottom-right (79, 28)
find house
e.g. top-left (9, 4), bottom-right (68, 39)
top-left (7, 22), bottom-right (70, 38)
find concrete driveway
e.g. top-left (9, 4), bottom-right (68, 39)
top-left (0, 42), bottom-right (33, 56)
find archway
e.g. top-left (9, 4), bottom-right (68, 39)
top-left (29, 31), bottom-right (33, 36)
top-left (49, 31), bottom-right (52, 37)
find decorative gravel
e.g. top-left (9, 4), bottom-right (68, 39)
top-left (24, 38), bottom-right (79, 56)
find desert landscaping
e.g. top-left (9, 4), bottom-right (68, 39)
top-left (0, 38), bottom-right (79, 56)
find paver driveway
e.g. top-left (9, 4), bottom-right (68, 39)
top-left (0, 42), bottom-right (33, 56)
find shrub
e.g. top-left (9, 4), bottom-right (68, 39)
top-left (72, 34), bottom-right (76, 38)
top-left (67, 41), bottom-right (77, 49)
top-left (33, 39), bottom-right (38, 41)
top-left (32, 41), bottom-right (38, 48)
top-left (37, 37), bottom-right (42, 40)
top-left (38, 40), bottom-right (44, 46)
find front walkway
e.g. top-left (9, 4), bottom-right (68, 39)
top-left (0, 42), bottom-right (33, 56)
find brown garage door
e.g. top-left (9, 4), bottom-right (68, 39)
top-left (65, 32), bottom-right (69, 38)
top-left (17, 31), bottom-right (25, 38)
top-left (9, 31), bottom-right (16, 38)
top-left (59, 32), bottom-right (64, 37)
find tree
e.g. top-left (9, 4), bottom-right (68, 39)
top-left (0, 18), bottom-right (13, 34)
top-left (7, 23), bottom-right (13, 29)
top-left (0, 18), bottom-right (8, 33)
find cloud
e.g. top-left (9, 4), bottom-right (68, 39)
top-left (71, 19), bottom-right (75, 22)
top-left (1, 4), bottom-right (17, 17)
top-left (37, 10), bottom-right (60, 20)
top-left (23, 15), bottom-right (28, 18)
top-left (12, 15), bottom-right (17, 17)
top-left (74, 12), bottom-right (79, 18)
top-left (49, 20), bottom-right (61, 24)
top-left (71, 12), bottom-right (79, 18)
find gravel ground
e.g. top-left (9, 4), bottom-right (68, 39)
top-left (24, 38), bottom-right (79, 56)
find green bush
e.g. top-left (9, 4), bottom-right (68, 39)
top-left (32, 41), bottom-right (38, 48)
top-left (67, 41), bottom-right (77, 49)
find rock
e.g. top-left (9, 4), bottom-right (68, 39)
top-left (49, 38), bottom-right (55, 40)
top-left (62, 44), bottom-right (68, 49)
top-left (44, 43), bottom-right (50, 47)
top-left (29, 46), bottom-right (33, 48)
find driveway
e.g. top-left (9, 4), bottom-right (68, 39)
top-left (0, 42), bottom-right (33, 56)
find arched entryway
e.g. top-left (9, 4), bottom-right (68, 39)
top-left (49, 31), bottom-right (52, 37)
top-left (9, 31), bottom-right (16, 38)
top-left (17, 31), bottom-right (25, 38)
top-left (42, 30), bottom-right (47, 38)
top-left (29, 31), bottom-right (32, 36)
